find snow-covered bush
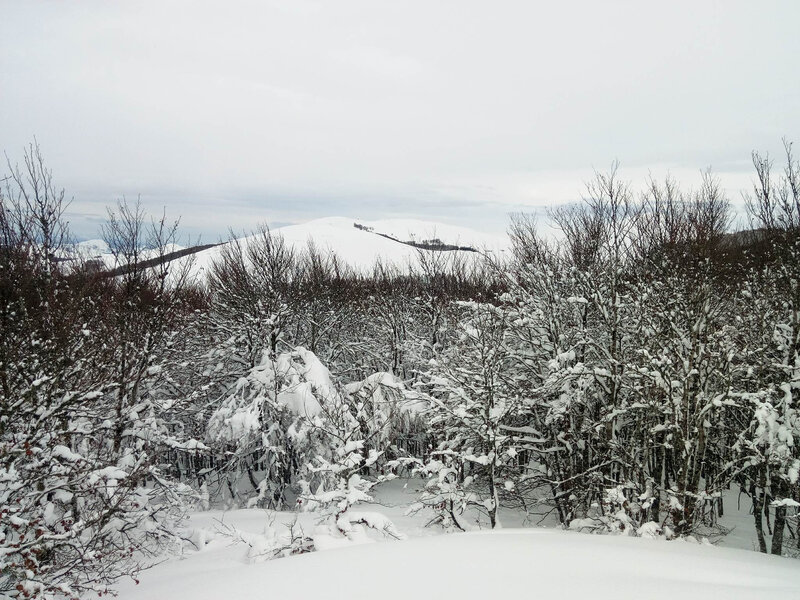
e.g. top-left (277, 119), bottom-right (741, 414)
top-left (215, 513), bottom-right (314, 562)
top-left (207, 345), bottom-right (420, 516)
top-left (568, 484), bottom-right (670, 539)
top-left (302, 467), bottom-right (405, 549)
top-left (207, 347), bottom-right (334, 508)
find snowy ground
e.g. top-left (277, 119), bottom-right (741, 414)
top-left (113, 479), bottom-right (800, 600)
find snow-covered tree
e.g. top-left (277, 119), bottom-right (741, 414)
top-left (734, 141), bottom-right (800, 555)
top-left (414, 302), bottom-right (523, 529)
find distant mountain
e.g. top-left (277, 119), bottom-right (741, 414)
top-left (74, 238), bottom-right (111, 260)
top-left (69, 218), bottom-right (511, 278)
top-left (70, 239), bottom-right (191, 271)
top-left (182, 217), bottom-right (511, 277)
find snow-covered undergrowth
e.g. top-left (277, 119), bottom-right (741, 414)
top-left (113, 482), bottom-right (800, 600)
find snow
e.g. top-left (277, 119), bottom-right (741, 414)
top-left (274, 347), bottom-right (335, 417)
top-left (345, 371), bottom-right (427, 415)
top-left (169, 438), bottom-right (209, 451)
top-left (51, 444), bottom-right (83, 462)
top-left (114, 520), bottom-right (800, 600)
top-left (357, 217), bottom-right (508, 252)
top-left (111, 480), bottom-right (800, 600)
top-left (87, 466), bottom-right (128, 483)
top-left (67, 238), bottom-right (187, 271)
top-left (74, 238), bottom-right (111, 258)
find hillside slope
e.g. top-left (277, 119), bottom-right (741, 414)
top-left (184, 217), bottom-right (511, 276)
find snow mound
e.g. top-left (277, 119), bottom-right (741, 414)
top-left (115, 529), bottom-right (800, 600)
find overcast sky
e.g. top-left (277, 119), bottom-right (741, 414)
top-left (2, 1), bottom-right (799, 241)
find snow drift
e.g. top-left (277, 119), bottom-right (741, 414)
top-left (115, 528), bottom-right (800, 600)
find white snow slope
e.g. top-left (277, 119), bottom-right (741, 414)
top-left (184, 216), bottom-right (511, 277)
top-left (71, 239), bottom-right (187, 270)
top-left (71, 217), bottom-right (511, 277)
top-left (116, 526), bottom-right (800, 600)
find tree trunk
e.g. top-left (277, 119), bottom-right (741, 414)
top-left (751, 481), bottom-right (767, 553)
top-left (796, 514), bottom-right (800, 550)
top-left (246, 465), bottom-right (260, 494)
top-left (771, 503), bottom-right (786, 556)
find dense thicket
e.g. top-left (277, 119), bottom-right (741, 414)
top-left (0, 148), bottom-right (203, 599)
top-left (2, 141), bottom-right (800, 597)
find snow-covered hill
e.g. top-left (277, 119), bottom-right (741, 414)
top-left (73, 217), bottom-right (510, 277)
top-left (74, 238), bottom-right (111, 259)
top-left (71, 239), bottom-right (187, 270)
top-left (185, 217), bottom-right (511, 277)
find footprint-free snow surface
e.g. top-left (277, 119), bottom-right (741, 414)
top-left (115, 527), bottom-right (800, 600)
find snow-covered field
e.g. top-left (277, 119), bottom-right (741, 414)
top-left (117, 530), bottom-right (800, 600)
top-left (113, 480), bottom-right (800, 600)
